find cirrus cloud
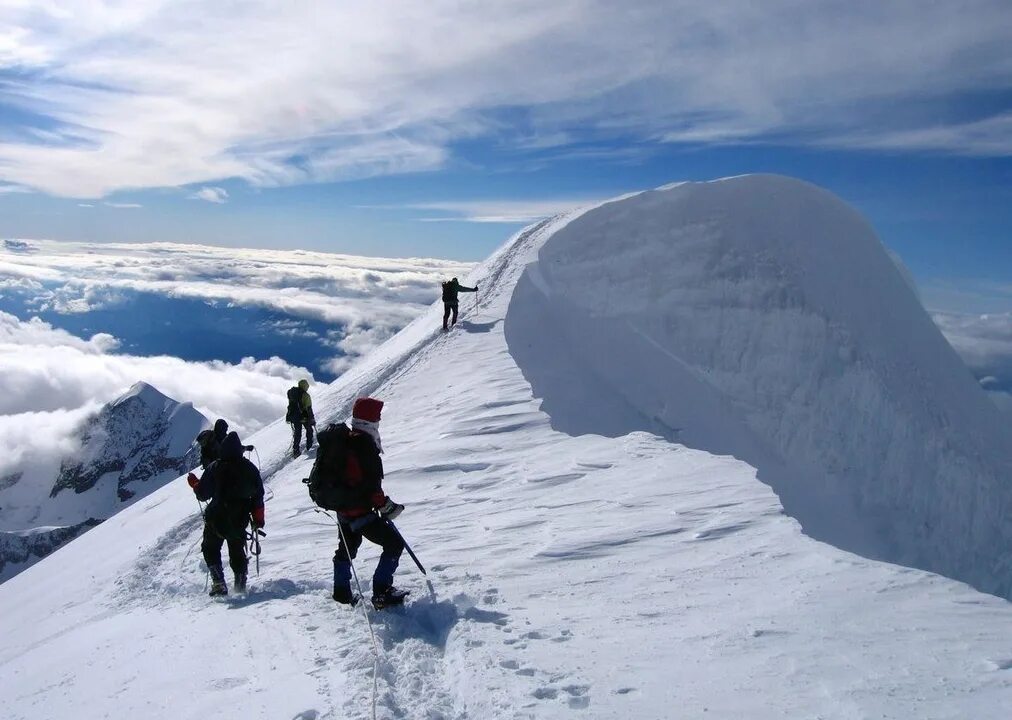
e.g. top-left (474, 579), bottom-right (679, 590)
top-left (0, 1), bottom-right (1010, 197)
top-left (189, 186), bottom-right (228, 204)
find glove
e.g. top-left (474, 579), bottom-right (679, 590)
top-left (251, 506), bottom-right (265, 529)
top-left (475, 284), bottom-right (479, 290)
top-left (378, 498), bottom-right (404, 521)
top-left (187, 472), bottom-right (199, 489)
top-left (244, 444), bottom-right (255, 452)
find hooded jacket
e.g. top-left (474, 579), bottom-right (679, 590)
top-left (196, 418), bottom-right (230, 469)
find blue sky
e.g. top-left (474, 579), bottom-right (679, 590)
top-left (1, 1), bottom-right (1011, 312)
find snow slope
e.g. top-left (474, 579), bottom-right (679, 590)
top-left (0, 381), bottom-right (205, 580)
top-left (1, 176), bottom-right (1010, 720)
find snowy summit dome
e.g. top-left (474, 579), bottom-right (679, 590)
top-left (507, 173), bottom-right (1012, 598)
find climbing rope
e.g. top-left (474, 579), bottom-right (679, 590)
top-left (245, 524), bottom-right (263, 577)
top-left (318, 508), bottom-right (381, 720)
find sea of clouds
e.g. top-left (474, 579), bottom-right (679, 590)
top-left (0, 240), bottom-right (470, 478)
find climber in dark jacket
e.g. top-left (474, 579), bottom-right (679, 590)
top-left (187, 431), bottom-right (265, 596)
top-left (287, 379), bottom-right (316, 458)
top-left (441, 277), bottom-right (478, 331)
top-left (331, 397), bottom-right (406, 608)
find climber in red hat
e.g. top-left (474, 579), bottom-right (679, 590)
top-left (330, 396), bottom-right (407, 608)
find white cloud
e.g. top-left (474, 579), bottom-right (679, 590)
top-left (1, 2), bottom-right (1010, 197)
top-left (832, 113), bottom-right (1012, 157)
top-left (932, 311), bottom-right (1012, 373)
top-left (0, 404), bottom-right (101, 484)
top-left (189, 186), bottom-right (228, 203)
top-left (0, 311), bottom-right (313, 476)
top-left (0, 238), bottom-right (471, 366)
top-left (103, 202), bottom-right (142, 209)
top-left (931, 310), bottom-right (1012, 417)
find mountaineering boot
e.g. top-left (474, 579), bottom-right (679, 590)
top-left (208, 564), bottom-right (228, 597)
top-left (333, 587), bottom-right (359, 606)
top-left (333, 558), bottom-right (357, 605)
top-left (234, 571), bottom-right (247, 593)
top-left (371, 586), bottom-right (409, 610)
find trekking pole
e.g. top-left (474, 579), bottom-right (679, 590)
top-left (385, 519), bottom-right (426, 575)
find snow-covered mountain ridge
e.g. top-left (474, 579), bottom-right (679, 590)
top-left (0, 381), bottom-right (205, 581)
top-left (1, 175), bottom-right (1009, 719)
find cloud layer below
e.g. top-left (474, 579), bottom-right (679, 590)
top-left (0, 239), bottom-right (469, 477)
top-left (0, 310), bottom-right (309, 478)
top-left (931, 311), bottom-right (1012, 414)
top-left (2, 1), bottom-right (1011, 197)
top-left (0, 238), bottom-right (471, 373)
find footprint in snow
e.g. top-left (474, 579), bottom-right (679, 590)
top-left (564, 685), bottom-right (591, 709)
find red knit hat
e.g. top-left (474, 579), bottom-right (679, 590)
top-left (352, 397), bottom-right (384, 422)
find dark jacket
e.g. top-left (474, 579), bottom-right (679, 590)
top-left (338, 431), bottom-right (386, 518)
top-left (195, 432), bottom-right (265, 515)
top-left (441, 279), bottom-right (476, 304)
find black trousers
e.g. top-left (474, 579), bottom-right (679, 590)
top-left (442, 301), bottom-right (459, 328)
top-left (292, 421), bottom-right (314, 452)
top-left (335, 517), bottom-right (404, 562)
top-left (201, 521), bottom-right (248, 575)
top-left (334, 516), bottom-right (404, 592)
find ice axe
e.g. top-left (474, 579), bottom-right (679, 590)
top-left (385, 519), bottom-right (426, 576)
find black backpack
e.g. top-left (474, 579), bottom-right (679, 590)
top-left (206, 460), bottom-right (260, 539)
top-left (304, 423), bottom-right (357, 511)
top-left (220, 460), bottom-right (259, 503)
top-left (286, 386), bottom-right (303, 423)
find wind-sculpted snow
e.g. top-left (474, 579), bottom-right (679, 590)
top-left (506, 174), bottom-right (1012, 598)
